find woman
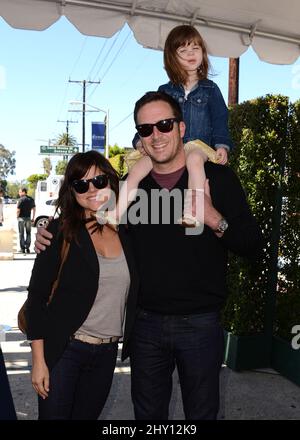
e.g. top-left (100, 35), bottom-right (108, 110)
top-left (25, 151), bottom-right (138, 420)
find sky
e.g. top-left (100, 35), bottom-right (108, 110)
top-left (1, 15), bottom-right (300, 181)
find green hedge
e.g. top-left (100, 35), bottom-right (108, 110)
top-left (222, 95), bottom-right (300, 341)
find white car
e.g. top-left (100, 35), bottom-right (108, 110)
top-left (34, 198), bottom-right (58, 228)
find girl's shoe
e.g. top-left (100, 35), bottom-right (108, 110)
top-left (96, 211), bottom-right (119, 231)
top-left (178, 214), bottom-right (201, 228)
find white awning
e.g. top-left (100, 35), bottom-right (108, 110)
top-left (1, 0), bottom-right (300, 65)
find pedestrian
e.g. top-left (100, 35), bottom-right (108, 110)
top-left (25, 151), bottom-right (138, 420)
top-left (35, 91), bottom-right (263, 420)
top-left (103, 24), bottom-right (233, 228)
top-left (0, 189), bottom-right (4, 226)
top-left (17, 188), bottom-right (35, 253)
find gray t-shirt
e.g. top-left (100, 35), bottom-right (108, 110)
top-left (75, 250), bottom-right (130, 339)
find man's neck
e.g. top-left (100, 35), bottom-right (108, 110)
top-left (152, 150), bottom-right (185, 175)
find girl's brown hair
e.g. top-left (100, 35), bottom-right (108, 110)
top-left (163, 25), bottom-right (210, 85)
top-left (56, 150), bottom-right (119, 241)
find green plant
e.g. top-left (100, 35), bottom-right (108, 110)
top-left (222, 95), bottom-right (299, 341)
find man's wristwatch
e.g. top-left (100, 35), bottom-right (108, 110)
top-left (214, 217), bottom-right (228, 234)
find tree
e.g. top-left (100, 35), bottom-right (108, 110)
top-left (7, 180), bottom-right (27, 198)
top-left (27, 174), bottom-right (48, 193)
top-left (109, 144), bottom-right (125, 158)
top-left (55, 160), bottom-right (68, 175)
top-left (0, 179), bottom-right (7, 194)
top-left (42, 157), bottom-right (52, 176)
top-left (56, 132), bottom-right (77, 146)
top-left (0, 144), bottom-right (16, 180)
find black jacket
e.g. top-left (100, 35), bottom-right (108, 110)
top-left (128, 164), bottom-right (263, 314)
top-left (26, 219), bottom-right (139, 370)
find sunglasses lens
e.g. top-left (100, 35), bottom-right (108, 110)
top-left (72, 175), bottom-right (108, 194)
top-left (72, 180), bottom-right (89, 194)
top-left (136, 124), bottom-right (153, 137)
top-left (156, 119), bottom-right (174, 133)
top-left (136, 119), bottom-right (178, 137)
top-left (92, 175), bottom-right (109, 189)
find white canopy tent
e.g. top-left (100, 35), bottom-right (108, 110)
top-left (0, 0), bottom-right (300, 65)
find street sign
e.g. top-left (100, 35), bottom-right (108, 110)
top-left (40, 145), bottom-right (79, 155)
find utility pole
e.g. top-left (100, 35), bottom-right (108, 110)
top-left (228, 58), bottom-right (239, 106)
top-left (69, 79), bottom-right (100, 152)
top-left (57, 119), bottom-right (78, 160)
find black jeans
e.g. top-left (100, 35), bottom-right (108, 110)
top-left (18, 217), bottom-right (31, 250)
top-left (38, 339), bottom-right (118, 420)
top-left (130, 309), bottom-right (224, 420)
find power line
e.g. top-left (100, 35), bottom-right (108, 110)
top-left (86, 38), bottom-right (108, 80)
top-left (110, 111), bottom-right (133, 131)
top-left (101, 30), bottom-right (131, 81)
top-left (69, 79), bottom-right (100, 152)
top-left (69, 36), bottom-right (88, 77)
top-left (87, 29), bottom-right (124, 100)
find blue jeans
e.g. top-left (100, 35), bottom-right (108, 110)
top-left (18, 217), bottom-right (32, 250)
top-left (130, 309), bottom-right (224, 420)
top-left (38, 339), bottom-right (118, 420)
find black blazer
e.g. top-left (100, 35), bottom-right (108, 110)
top-left (26, 219), bottom-right (139, 370)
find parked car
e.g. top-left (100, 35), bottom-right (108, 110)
top-left (3, 197), bottom-right (16, 204)
top-left (34, 198), bottom-right (58, 228)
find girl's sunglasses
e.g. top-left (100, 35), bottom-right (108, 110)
top-left (136, 117), bottom-right (180, 138)
top-left (71, 174), bottom-right (109, 194)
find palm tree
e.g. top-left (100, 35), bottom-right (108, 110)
top-left (55, 132), bottom-right (77, 146)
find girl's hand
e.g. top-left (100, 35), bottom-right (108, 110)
top-left (216, 147), bottom-right (228, 165)
top-left (31, 360), bottom-right (50, 399)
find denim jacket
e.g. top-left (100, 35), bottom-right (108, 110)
top-left (158, 79), bottom-right (233, 149)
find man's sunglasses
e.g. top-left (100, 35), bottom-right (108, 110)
top-left (136, 117), bottom-right (180, 138)
top-left (71, 174), bottom-right (109, 194)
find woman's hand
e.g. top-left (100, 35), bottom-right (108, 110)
top-left (31, 359), bottom-right (50, 399)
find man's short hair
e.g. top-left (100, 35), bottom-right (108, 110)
top-left (134, 91), bottom-right (183, 124)
top-left (132, 132), bottom-right (141, 149)
top-left (20, 188), bottom-right (27, 194)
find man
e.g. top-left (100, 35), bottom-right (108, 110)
top-left (17, 188), bottom-right (35, 253)
top-left (35, 91), bottom-right (263, 420)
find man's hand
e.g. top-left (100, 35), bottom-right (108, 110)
top-left (203, 179), bottom-right (224, 237)
top-left (34, 227), bottom-right (53, 253)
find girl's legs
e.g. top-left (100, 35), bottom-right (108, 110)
top-left (181, 148), bottom-right (207, 227)
top-left (102, 156), bottom-right (153, 229)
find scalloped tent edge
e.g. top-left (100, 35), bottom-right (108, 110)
top-left (0, 0), bottom-right (300, 65)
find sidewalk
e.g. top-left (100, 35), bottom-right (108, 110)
top-left (1, 259), bottom-right (300, 420)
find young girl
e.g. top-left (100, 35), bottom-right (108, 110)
top-left (103, 25), bottom-right (232, 228)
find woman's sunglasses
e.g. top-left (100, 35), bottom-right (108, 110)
top-left (71, 174), bottom-right (109, 194)
top-left (136, 117), bottom-right (180, 138)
